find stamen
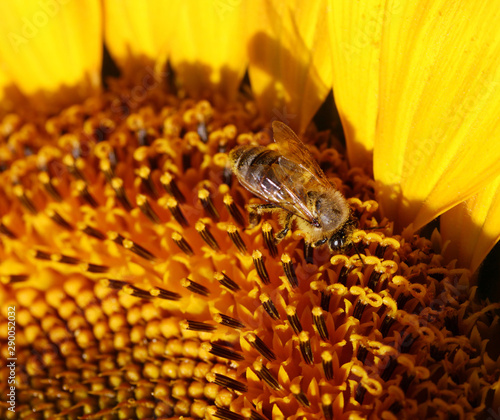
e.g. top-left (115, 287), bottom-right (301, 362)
top-left (353, 301), bottom-right (367, 320)
top-left (63, 154), bottom-right (86, 181)
top-left (122, 238), bottom-right (157, 261)
top-left (281, 253), bottom-right (298, 288)
top-left (99, 157), bottom-right (114, 182)
top-left (207, 372), bottom-right (248, 393)
top-left (212, 407), bottom-right (245, 420)
top-left (312, 306), bottom-right (329, 341)
top-left (13, 185), bottom-right (37, 214)
top-left (33, 250), bottom-right (51, 260)
top-left (380, 356), bottom-right (398, 381)
top-left (100, 278), bottom-right (128, 290)
top-left (367, 269), bottom-right (383, 290)
top-left (107, 231), bottom-right (125, 245)
top-left (166, 197), bottom-right (189, 227)
top-left (337, 264), bottom-right (352, 285)
top-left (203, 342), bottom-right (244, 362)
top-left (253, 362), bottom-right (282, 391)
top-left (213, 313), bottom-right (246, 330)
top-left (0, 221), bottom-right (16, 238)
top-left (78, 223), bottom-right (106, 240)
top-left (299, 331), bottom-right (314, 364)
top-left (223, 194), bottom-right (245, 227)
top-left (355, 383), bottom-right (367, 403)
top-left (38, 171), bottom-right (62, 201)
top-left (160, 172), bottom-right (186, 203)
top-left (136, 194), bottom-right (161, 224)
top-left (285, 305), bottom-right (303, 334)
top-left (357, 344), bottom-right (368, 364)
top-left (1, 274), bottom-right (29, 284)
top-left (321, 394), bottom-right (333, 420)
top-left (83, 263), bottom-right (109, 273)
top-left (247, 410), bottom-right (267, 420)
top-left (74, 180), bottom-right (98, 208)
top-left (110, 177), bottom-right (133, 211)
top-left (320, 289), bottom-right (331, 311)
top-left (321, 351), bottom-right (333, 380)
top-left (227, 224), bottom-right (247, 254)
top-left (182, 320), bottom-right (216, 332)
top-left (303, 241), bottom-right (314, 265)
top-left (198, 188), bottom-right (219, 221)
top-left (214, 272), bottom-right (240, 292)
top-left (290, 384), bottom-right (310, 407)
top-left (400, 372), bottom-right (415, 393)
top-left (396, 293), bottom-right (410, 309)
top-left (149, 287), bottom-right (181, 301)
top-left (137, 166), bottom-right (158, 199)
top-left (195, 220), bottom-right (219, 250)
top-left (262, 222), bottom-right (277, 258)
top-left (252, 250), bottom-right (270, 284)
top-left (259, 293), bottom-right (280, 320)
top-left (380, 315), bottom-right (395, 338)
top-left (181, 278), bottom-right (210, 297)
top-left (45, 208), bottom-right (73, 230)
top-left (123, 284), bottom-right (154, 300)
top-left (51, 253), bottom-right (80, 265)
top-left (244, 332), bottom-right (276, 361)
top-left (171, 231), bottom-right (194, 256)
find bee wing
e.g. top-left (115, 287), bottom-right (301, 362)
top-left (237, 152), bottom-right (316, 222)
top-left (271, 121), bottom-right (331, 188)
top-left (268, 156), bottom-right (316, 220)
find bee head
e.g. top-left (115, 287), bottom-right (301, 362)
top-left (328, 216), bottom-right (357, 252)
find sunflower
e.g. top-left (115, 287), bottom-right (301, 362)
top-left (0, 1), bottom-right (499, 419)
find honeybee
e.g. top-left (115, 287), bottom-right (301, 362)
top-left (229, 121), bottom-right (357, 251)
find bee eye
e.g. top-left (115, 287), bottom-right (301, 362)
top-left (329, 237), bottom-right (343, 250)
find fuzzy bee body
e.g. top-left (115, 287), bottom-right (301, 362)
top-left (229, 121), bottom-right (356, 251)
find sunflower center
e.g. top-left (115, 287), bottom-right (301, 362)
top-left (0, 82), bottom-right (497, 419)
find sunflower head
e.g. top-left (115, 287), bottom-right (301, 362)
top-left (1, 2), bottom-right (500, 419)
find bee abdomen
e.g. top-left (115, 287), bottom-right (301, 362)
top-left (230, 146), bottom-right (280, 180)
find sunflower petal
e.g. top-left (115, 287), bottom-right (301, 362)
top-left (103, 0), bottom-right (179, 73)
top-left (368, 2), bottom-right (500, 231)
top-left (167, 1), bottom-right (249, 101)
top-left (0, 0), bottom-right (101, 113)
top-left (327, 0), bottom-right (388, 167)
top-left (441, 175), bottom-right (500, 273)
top-left (247, 0), bottom-right (332, 133)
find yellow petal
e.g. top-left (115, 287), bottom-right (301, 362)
top-left (441, 175), bottom-right (500, 273)
top-left (369, 2), bottom-right (500, 231)
top-left (0, 0), bottom-right (101, 113)
top-left (327, 0), bottom-right (388, 167)
top-left (247, 0), bottom-right (332, 133)
top-left (103, 0), bottom-right (179, 72)
top-left (168, 1), bottom-right (249, 101)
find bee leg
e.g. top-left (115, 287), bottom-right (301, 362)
top-left (313, 238), bottom-right (327, 247)
top-left (247, 203), bottom-right (278, 227)
top-left (275, 212), bottom-right (293, 243)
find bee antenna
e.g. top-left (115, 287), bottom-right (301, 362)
top-left (363, 224), bottom-right (385, 231)
top-left (353, 242), bottom-right (366, 267)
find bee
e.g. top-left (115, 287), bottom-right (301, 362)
top-left (229, 121), bottom-right (357, 252)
